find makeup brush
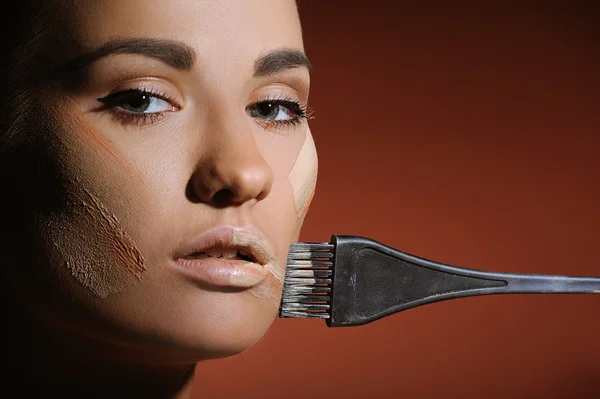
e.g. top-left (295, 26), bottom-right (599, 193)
top-left (279, 235), bottom-right (600, 327)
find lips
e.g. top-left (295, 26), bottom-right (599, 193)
top-left (172, 225), bottom-right (278, 289)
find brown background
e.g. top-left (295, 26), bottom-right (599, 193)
top-left (195, 2), bottom-right (600, 398)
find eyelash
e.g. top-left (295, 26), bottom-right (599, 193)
top-left (97, 88), bottom-right (178, 127)
top-left (250, 96), bottom-right (312, 128)
top-left (96, 89), bottom-right (312, 129)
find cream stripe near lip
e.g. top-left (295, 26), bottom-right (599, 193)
top-left (233, 228), bottom-right (284, 301)
top-left (171, 226), bottom-right (284, 305)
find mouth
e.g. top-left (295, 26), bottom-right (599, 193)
top-left (172, 225), bottom-right (277, 289)
top-left (182, 247), bottom-right (257, 263)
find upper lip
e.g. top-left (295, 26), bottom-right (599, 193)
top-left (173, 225), bottom-right (274, 266)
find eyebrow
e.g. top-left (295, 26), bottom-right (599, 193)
top-left (62, 39), bottom-right (310, 78)
top-left (65, 38), bottom-right (197, 71)
top-left (253, 48), bottom-right (312, 77)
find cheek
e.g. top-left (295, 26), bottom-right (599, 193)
top-left (288, 128), bottom-right (318, 219)
top-left (36, 101), bottom-right (147, 299)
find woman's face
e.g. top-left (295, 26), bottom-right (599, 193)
top-left (18, 0), bottom-right (316, 359)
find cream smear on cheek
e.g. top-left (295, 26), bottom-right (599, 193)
top-left (41, 99), bottom-right (146, 299)
top-left (46, 183), bottom-right (146, 298)
top-left (288, 128), bottom-right (318, 219)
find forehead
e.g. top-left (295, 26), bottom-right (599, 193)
top-left (61, 0), bottom-right (303, 64)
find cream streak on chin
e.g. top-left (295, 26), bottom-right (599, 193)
top-left (232, 229), bottom-right (284, 304)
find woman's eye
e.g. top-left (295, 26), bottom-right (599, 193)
top-left (247, 100), bottom-right (307, 125)
top-left (97, 89), bottom-right (177, 114)
top-left (249, 102), bottom-right (293, 121)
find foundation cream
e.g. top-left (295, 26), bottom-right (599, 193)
top-left (40, 97), bottom-right (147, 298)
top-left (288, 128), bottom-right (318, 218)
top-left (46, 183), bottom-right (146, 298)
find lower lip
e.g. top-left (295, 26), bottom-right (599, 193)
top-left (172, 257), bottom-right (268, 288)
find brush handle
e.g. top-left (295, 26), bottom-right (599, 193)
top-left (493, 273), bottom-right (600, 294)
top-left (327, 235), bottom-right (600, 327)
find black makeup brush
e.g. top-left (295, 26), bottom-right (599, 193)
top-left (279, 235), bottom-right (600, 327)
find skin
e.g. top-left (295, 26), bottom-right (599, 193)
top-left (2, 0), bottom-right (317, 397)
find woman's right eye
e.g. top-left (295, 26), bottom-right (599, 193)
top-left (97, 89), bottom-right (179, 114)
top-left (96, 88), bottom-right (181, 127)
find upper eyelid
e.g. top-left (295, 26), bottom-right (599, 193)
top-left (253, 72), bottom-right (310, 91)
top-left (97, 75), bottom-right (184, 99)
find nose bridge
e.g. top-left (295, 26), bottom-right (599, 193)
top-left (189, 108), bottom-right (274, 206)
top-left (212, 113), bottom-right (257, 163)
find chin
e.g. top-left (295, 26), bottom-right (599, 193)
top-left (137, 289), bottom-right (280, 361)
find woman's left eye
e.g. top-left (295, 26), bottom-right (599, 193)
top-left (247, 99), bottom-right (307, 126)
top-left (97, 89), bottom-right (178, 114)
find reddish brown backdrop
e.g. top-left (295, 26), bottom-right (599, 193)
top-left (195, 2), bottom-right (600, 398)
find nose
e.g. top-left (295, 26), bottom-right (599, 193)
top-left (187, 121), bottom-right (274, 207)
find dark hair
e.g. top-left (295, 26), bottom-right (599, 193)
top-left (0, 1), bottom-right (76, 156)
top-left (1, 4), bottom-right (44, 160)
top-left (0, 2), bottom-right (63, 382)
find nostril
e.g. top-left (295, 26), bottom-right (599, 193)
top-left (186, 152), bottom-right (274, 206)
top-left (212, 188), bottom-right (235, 207)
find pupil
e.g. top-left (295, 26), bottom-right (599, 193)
top-left (124, 94), bottom-right (151, 111)
top-left (257, 103), bottom-right (278, 118)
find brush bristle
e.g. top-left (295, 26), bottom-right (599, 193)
top-left (280, 242), bottom-right (334, 319)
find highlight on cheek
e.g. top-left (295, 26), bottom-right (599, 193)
top-left (288, 129), bottom-right (318, 219)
